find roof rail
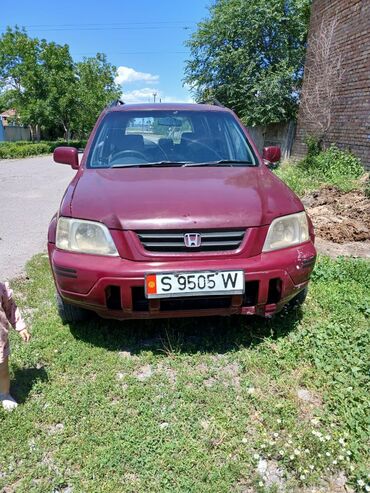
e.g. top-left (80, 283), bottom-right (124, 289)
top-left (198, 98), bottom-right (225, 108)
top-left (107, 99), bottom-right (125, 108)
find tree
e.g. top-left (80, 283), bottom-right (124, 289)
top-left (0, 90), bottom-right (12, 113)
top-left (40, 40), bottom-right (78, 141)
top-left (184, 0), bottom-right (311, 126)
top-left (0, 27), bottom-right (77, 140)
top-left (0, 27), bottom-right (44, 139)
top-left (299, 17), bottom-right (344, 148)
top-left (0, 28), bottom-right (121, 140)
top-left (72, 54), bottom-right (121, 137)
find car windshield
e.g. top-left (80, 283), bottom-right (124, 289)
top-left (86, 109), bottom-right (257, 168)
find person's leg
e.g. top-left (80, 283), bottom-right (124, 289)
top-left (0, 357), bottom-right (17, 411)
top-left (0, 357), bottom-right (10, 394)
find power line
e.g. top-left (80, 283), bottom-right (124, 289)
top-left (26, 27), bottom-right (194, 32)
top-left (0, 22), bottom-right (196, 32)
top-left (4, 21), bottom-right (196, 28)
top-left (74, 50), bottom-right (188, 56)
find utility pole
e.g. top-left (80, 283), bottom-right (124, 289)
top-left (153, 92), bottom-right (157, 103)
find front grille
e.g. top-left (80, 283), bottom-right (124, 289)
top-left (131, 287), bottom-right (232, 312)
top-left (160, 296), bottom-right (231, 311)
top-left (136, 229), bottom-right (245, 253)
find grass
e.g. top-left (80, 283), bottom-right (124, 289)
top-left (275, 162), bottom-right (364, 197)
top-left (0, 254), bottom-right (369, 492)
top-left (275, 146), bottom-right (366, 196)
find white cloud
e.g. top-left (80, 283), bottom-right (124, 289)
top-left (161, 95), bottom-right (194, 104)
top-left (122, 88), bottom-right (158, 103)
top-left (122, 87), bottom-right (194, 104)
top-left (115, 66), bottom-right (159, 85)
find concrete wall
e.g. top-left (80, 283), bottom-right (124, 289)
top-left (293, 0), bottom-right (370, 169)
top-left (247, 121), bottom-right (296, 159)
top-left (4, 126), bottom-right (31, 142)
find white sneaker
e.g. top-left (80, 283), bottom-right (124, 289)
top-left (0, 393), bottom-right (18, 411)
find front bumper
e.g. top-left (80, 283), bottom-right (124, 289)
top-left (48, 241), bottom-right (316, 319)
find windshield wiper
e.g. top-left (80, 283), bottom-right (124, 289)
top-left (183, 160), bottom-right (255, 167)
top-left (111, 161), bottom-right (188, 168)
top-left (110, 160), bottom-right (255, 168)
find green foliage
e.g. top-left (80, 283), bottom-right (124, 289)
top-left (0, 140), bottom-right (86, 158)
top-left (308, 146), bottom-right (363, 181)
top-left (275, 161), bottom-right (322, 196)
top-left (0, 254), bottom-right (369, 491)
top-left (0, 143), bottom-right (50, 158)
top-left (304, 135), bottom-right (321, 159)
top-left (184, 0), bottom-right (311, 126)
top-left (0, 91), bottom-right (10, 112)
top-left (276, 146), bottom-right (365, 195)
top-left (72, 53), bottom-right (122, 137)
top-left (0, 27), bottom-right (121, 140)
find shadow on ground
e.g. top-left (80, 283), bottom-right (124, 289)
top-left (68, 307), bottom-right (303, 356)
top-left (11, 366), bottom-right (48, 404)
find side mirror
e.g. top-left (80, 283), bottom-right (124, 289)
top-left (53, 147), bottom-right (79, 170)
top-left (262, 146), bottom-right (281, 168)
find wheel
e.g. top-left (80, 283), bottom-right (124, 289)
top-left (56, 293), bottom-right (91, 323)
top-left (288, 287), bottom-right (308, 309)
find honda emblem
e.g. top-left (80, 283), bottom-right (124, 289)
top-left (184, 233), bottom-right (201, 248)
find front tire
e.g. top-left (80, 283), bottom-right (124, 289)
top-left (56, 293), bottom-right (91, 323)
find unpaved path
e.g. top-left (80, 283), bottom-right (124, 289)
top-left (0, 155), bottom-right (74, 280)
top-left (302, 186), bottom-right (370, 258)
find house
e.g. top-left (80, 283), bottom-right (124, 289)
top-left (0, 109), bottom-right (31, 141)
top-left (0, 109), bottom-right (17, 126)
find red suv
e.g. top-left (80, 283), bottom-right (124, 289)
top-left (48, 102), bottom-right (316, 322)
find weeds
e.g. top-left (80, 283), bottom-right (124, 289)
top-left (276, 145), bottom-right (365, 195)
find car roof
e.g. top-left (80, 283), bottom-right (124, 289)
top-left (107, 102), bottom-right (232, 113)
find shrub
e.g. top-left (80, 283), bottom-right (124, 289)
top-left (310, 145), bottom-right (363, 180)
top-left (0, 143), bottom-right (50, 159)
top-left (0, 140), bottom-right (87, 159)
top-left (41, 140), bottom-right (87, 151)
top-left (304, 135), bottom-right (321, 159)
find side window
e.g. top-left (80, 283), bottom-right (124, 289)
top-left (224, 118), bottom-right (254, 162)
top-left (89, 120), bottom-right (111, 167)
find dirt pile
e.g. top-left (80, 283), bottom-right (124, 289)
top-left (302, 186), bottom-right (370, 244)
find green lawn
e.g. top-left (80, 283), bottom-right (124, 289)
top-left (0, 254), bottom-right (369, 492)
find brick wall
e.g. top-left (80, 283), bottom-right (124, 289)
top-left (292, 0), bottom-right (370, 169)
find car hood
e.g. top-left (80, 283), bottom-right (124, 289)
top-left (66, 166), bottom-right (303, 230)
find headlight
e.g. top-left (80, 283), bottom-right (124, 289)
top-left (56, 217), bottom-right (118, 256)
top-left (263, 211), bottom-right (309, 252)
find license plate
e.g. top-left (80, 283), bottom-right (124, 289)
top-left (145, 270), bottom-right (244, 299)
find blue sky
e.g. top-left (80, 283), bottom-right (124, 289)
top-left (1, 0), bottom-right (211, 103)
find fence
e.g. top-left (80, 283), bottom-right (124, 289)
top-left (3, 126), bottom-right (31, 142)
top-left (246, 121), bottom-right (296, 159)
